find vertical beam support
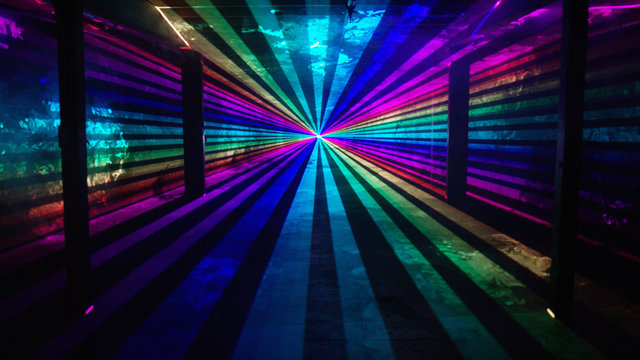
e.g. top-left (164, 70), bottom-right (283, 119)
top-left (549, 0), bottom-right (588, 324)
top-left (181, 49), bottom-right (205, 198)
top-left (447, 58), bottom-right (470, 206)
top-left (54, 0), bottom-right (92, 319)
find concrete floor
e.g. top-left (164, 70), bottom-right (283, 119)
top-left (2, 140), bottom-right (638, 359)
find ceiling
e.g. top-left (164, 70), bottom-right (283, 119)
top-left (5, 0), bottom-right (636, 134)
top-left (3, 0), bottom-right (570, 134)
top-left (144, 0), bottom-right (567, 134)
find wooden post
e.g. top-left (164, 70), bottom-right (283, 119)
top-left (447, 58), bottom-right (470, 205)
top-left (181, 49), bottom-right (205, 198)
top-left (54, 0), bottom-right (92, 319)
top-left (549, 0), bottom-right (588, 324)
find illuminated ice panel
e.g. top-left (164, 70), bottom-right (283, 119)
top-left (0, 8), bottom-right (63, 248)
top-left (467, 31), bottom-right (561, 225)
top-left (84, 29), bottom-right (185, 218)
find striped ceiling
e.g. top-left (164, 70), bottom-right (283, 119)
top-left (150, 0), bottom-right (557, 135)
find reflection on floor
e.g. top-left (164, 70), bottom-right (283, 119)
top-left (1, 139), bottom-right (638, 359)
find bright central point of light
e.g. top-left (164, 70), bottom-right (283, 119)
top-left (315, 134), bottom-right (323, 139)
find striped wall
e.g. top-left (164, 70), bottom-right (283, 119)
top-left (0, 8), bottom-right (189, 249)
top-left (84, 27), bottom-right (184, 219)
top-left (580, 10), bottom-right (640, 257)
top-left (0, 8), bottom-right (62, 250)
top-left (467, 30), bottom-right (561, 226)
top-left (465, 6), bottom-right (640, 254)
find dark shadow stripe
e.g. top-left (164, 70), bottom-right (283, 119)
top-left (303, 143), bottom-right (347, 360)
top-left (89, 117), bottom-right (183, 128)
top-left (323, 145), bottom-right (464, 360)
top-left (572, 295), bottom-right (639, 358)
top-left (0, 284), bottom-right (68, 359)
top-left (85, 80), bottom-right (183, 108)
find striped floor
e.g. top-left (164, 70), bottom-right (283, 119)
top-left (1, 138), bottom-right (630, 359)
